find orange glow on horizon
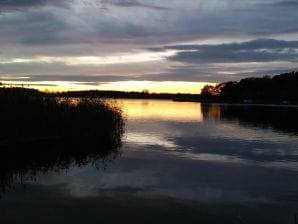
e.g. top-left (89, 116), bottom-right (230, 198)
top-left (96, 81), bottom-right (215, 94)
top-left (2, 80), bottom-right (216, 94)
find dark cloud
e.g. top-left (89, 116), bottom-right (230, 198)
top-left (1, 0), bottom-right (298, 85)
top-left (0, 9), bottom-right (73, 46)
top-left (273, 0), bottom-right (298, 6)
top-left (1, 74), bottom-right (136, 82)
top-left (161, 39), bottom-right (298, 64)
top-left (165, 39), bottom-right (298, 51)
top-left (139, 39), bottom-right (298, 83)
top-left (107, 0), bottom-right (169, 10)
top-left (38, 74), bottom-right (130, 82)
top-left (138, 65), bottom-right (298, 83)
top-left (1, 0), bottom-right (298, 46)
top-left (26, 83), bottom-right (59, 87)
top-left (0, 0), bottom-right (70, 11)
top-left (0, 0), bottom-right (49, 8)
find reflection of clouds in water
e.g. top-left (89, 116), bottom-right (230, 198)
top-left (169, 151), bottom-right (298, 171)
top-left (167, 134), bottom-right (298, 170)
top-left (121, 100), bottom-right (298, 172)
top-left (126, 132), bottom-right (178, 149)
top-left (174, 152), bottom-right (245, 164)
top-left (167, 120), bottom-right (297, 143)
top-left (5, 99), bottom-right (298, 220)
top-left (126, 133), bottom-right (298, 171)
top-left (125, 100), bottom-right (298, 173)
top-left (123, 100), bottom-right (297, 148)
top-left (205, 121), bottom-right (296, 142)
top-left (34, 148), bottom-right (298, 205)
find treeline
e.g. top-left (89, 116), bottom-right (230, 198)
top-left (55, 90), bottom-right (200, 101)
top-left (201, 72), bottom-right (298, 104)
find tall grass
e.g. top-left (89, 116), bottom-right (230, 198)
top-left (0, 87), bottom-right (124, 145)
top-left (0, 87), bottom-right (125, 194)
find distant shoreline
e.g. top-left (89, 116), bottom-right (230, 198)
top-left (43, 88), bottom-right (298, 106)
top-left (177, 100), bottom-right (298, 107)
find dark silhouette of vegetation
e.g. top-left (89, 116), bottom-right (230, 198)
top-left (50, 72), bottom-right (298, 104)
top-left (201, 104), bottom-right (298, 135)
top-left (0, 87), bottom-right (124, 143)
top-left (201, 72), bottom-right (298, 104)
top-left (0, 87), bottom-right (124, 194)
top-left (54, 90), bottom-right (201, 101)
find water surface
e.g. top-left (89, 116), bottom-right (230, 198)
top-left (1, 100), bottom-right (298, 224)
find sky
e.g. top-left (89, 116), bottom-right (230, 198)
top-left (0, 0), bottom-right (298, 93)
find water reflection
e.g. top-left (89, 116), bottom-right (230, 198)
top-left (0, 138), bottom-right (122, 195)
top-left (120, 99), bottom-right (203, 122)
top-left (201, 104), bottom-right (298, 135)
top-left (123, 100), bottom-right (298, 170)
top-left (1, 100), bottom-right (298, 224)
top-left (127, 133), bottom-right (178, 148)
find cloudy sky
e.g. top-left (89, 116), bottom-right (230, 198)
top-left (0, 0), bottom-right (298, 93)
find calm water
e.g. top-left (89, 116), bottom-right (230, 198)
top-left (1, 100), bottom-right (298, 224)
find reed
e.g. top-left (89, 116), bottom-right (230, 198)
top-left (0, 87), bottom-right (125, 193)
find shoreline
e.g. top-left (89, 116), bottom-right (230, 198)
top-left (174, 100), bottom-right (298, 107)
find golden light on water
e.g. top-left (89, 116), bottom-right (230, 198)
top-left (119, 99), bottom-right (203, 122)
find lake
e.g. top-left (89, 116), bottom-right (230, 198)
top-left (1, 99), bottom-right (298, 224)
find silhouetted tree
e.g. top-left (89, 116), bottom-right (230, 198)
top-left (205, 72), bottom-right (298, 104)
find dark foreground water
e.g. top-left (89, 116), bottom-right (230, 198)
top-left (1, 100), bottom-right (298, 224)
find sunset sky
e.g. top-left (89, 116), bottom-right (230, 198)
top-left (1, 0), bottom-right (298, 93)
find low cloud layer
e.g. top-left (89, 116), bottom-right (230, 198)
top-left (164, 39), bottom-right (298, 63)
